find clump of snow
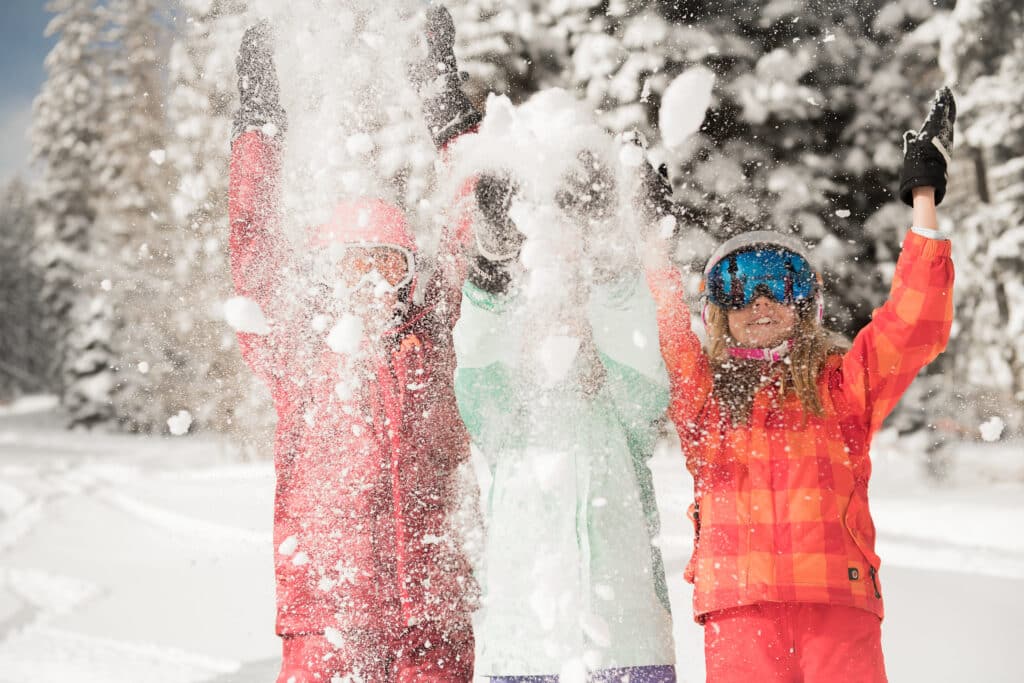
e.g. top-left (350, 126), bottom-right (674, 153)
top-left (324, 628), bottom-right (345, 648)
top-left (148, 149), bottom-right (166, 165)
top-left (166, 410), bottom-right (193, 436)
top-left (835, 209), bottom-right (852, 218)
top-left (223, 296), bottom-right (270, 335)
top-left (658, 214), bottom-right (677, 239)
top-left (536, 335), bottom-right (581, 387)
top-left (980, 416), bottom-right (1005, 442)
top-left (137, 361), bottom-right (150, 375)
top-left (659, 66), bottom-right (716, 148)
top-left (326, 314), bottom-right (364, 355)
top-left (345, 133), bottom-right (375, 157)
top-left (278, 535), bottom-right (298, 556)
top-left (100, 279), bottom-right (112, 291)
top-left (632, 330), bottom-right (648, 348)
top-left (619, 141), bottom-right (646, 168)
top-left (311, 314), bottom-right (331, 333)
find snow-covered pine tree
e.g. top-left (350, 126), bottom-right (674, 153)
top-left (31, 0), bottom-right (113, 427)
top-left (449, 0), bottom-right (588, 105)
top-left (451, 0), bottom-right (961, 437)
top-left (934, 0), bottom-right (1024, 438)
top-left (575, 1), bottom-right (961, 330)
top-left (0, 179), bottom-right (50, 399)
top-left (160, 0), bottom-right (275, 437)
top-left (91, 0), bottom-right (174, 431)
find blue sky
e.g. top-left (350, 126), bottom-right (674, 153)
top-left (1, 1), bottom-right (58, 183)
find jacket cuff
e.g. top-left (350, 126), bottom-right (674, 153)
top-left (904, 227), bottom-right (952, 260)
top-left (910, 225), bottom-right (949, 241)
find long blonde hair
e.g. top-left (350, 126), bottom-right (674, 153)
top-left (705, 303), bottom-right (848, 424)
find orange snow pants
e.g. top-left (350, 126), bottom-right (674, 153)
top-left (704, 602), bottom-right (887, 683)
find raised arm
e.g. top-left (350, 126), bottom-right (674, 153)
top-left (644, 262), bottom-right (714, 434)
top-left (228, 23), bottom-right (291, 384)
top-left (841, 214), bottom-right (954, 437)
top-left (841, 88), bottom-right (956, 436)
top-left (632, 144), bottom-right (714, 433)
top-left (413, 5), bottom-right (522, 313)
top-left (412, 5), bottom-right (482, 149)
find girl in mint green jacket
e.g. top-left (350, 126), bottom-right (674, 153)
top-left (416, 9), bottom-right (678, 679)
top-left (453, 266), bottom-right (677, 681)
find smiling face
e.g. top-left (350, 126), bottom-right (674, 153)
top-left (726, 295), bottom-right (799, 348)
top-left (331, 246), bottom-right (412, 331)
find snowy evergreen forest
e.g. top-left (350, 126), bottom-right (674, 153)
top-left (2, 0), bottom-right (1022, 453)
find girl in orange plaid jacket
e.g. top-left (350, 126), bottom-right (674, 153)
top-left (641, 89), bottom-right (956, 682)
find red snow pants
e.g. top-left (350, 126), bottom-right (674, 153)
top-left (276, 623), bottom-right (474, 683)
top-left (703, 602), bottom-right (887, 683)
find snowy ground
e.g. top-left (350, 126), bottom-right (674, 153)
top-left (0, 396), bottom-right (1021, 682)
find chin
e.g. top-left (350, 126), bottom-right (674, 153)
top-left (745, 332), bottom-right (785, 347)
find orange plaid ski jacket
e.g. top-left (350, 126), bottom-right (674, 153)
top-left (647, 229), bottom-right (954, 622)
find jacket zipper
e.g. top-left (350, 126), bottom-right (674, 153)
top-left (869, 566), bottom-right (881, 599)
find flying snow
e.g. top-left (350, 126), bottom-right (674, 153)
top-left (326, 314), bottom-right (364, 355)
top-left (166, 410), bottom-right (193, 436)
top-left (979, 416), bottom-right (1005, 442)
top-left (223, 296), bottom-right (271, 335)
top-left (659, 66), bottom-right (716, 148)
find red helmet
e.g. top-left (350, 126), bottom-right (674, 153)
top-left (308, 198), bottom-right (417, 298)
top-left (307, 198), bottom-right (417, 253)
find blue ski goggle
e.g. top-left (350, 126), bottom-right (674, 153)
top-left (705, 247), bottom-right (818, 310)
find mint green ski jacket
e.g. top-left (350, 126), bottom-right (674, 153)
top-left (453, 273), bottom-right (676, 676)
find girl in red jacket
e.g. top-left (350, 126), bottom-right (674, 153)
top-left (642, 89), bottom-right (956, 682)
top-left (229, 24), bottom-right (478, 683)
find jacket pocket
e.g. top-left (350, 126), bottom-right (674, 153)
top-left (845, 491), bottom-right (881, 597)
top-left (684, 501), bottom-right (700, 584)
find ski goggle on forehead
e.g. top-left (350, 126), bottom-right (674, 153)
top-left (334, 244), bottom-right (414, 294)
top-left (703, 247), bottom-right (820, 310)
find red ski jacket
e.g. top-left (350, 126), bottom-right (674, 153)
top-left (228, 130), bottom-right (476, 637)
top-left (647, 230), bottom-right (954, 622)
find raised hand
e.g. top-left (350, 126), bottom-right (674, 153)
top-left (411, 4), bottom-right (482, 148)
top-left (233, 20), bottom-right (287, 142)
top-left (425, 4), bottom-right (459, 81)
top-left (474, 173), bottom-right (524, 260)
top-left (899, 86), bottom-right (956, 206)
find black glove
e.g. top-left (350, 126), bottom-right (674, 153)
top-left (555, 150), bottom-right (617, 223)
top-left (232, 21), bottom-right (287, 142)
top-left (474, 173), bottom-right (523, 259)
top-left (412, 5), bottom-right (482, 148)
top-left (467, 254), bottom-right (515, 295)
top-left (467, 173), bottom-right (522, 295)
top-left (637, 159), bottom-right (676, 227)
top-left (624, 129), bottom-right (693, 239)
top-left (899, 86), bottom-right (956, 206)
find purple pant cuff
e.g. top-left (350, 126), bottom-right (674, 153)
top-left (489, 665), bottom-right (676, 683)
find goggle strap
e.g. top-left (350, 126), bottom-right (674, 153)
top-left (727, 339), bottom-right (793, 362)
